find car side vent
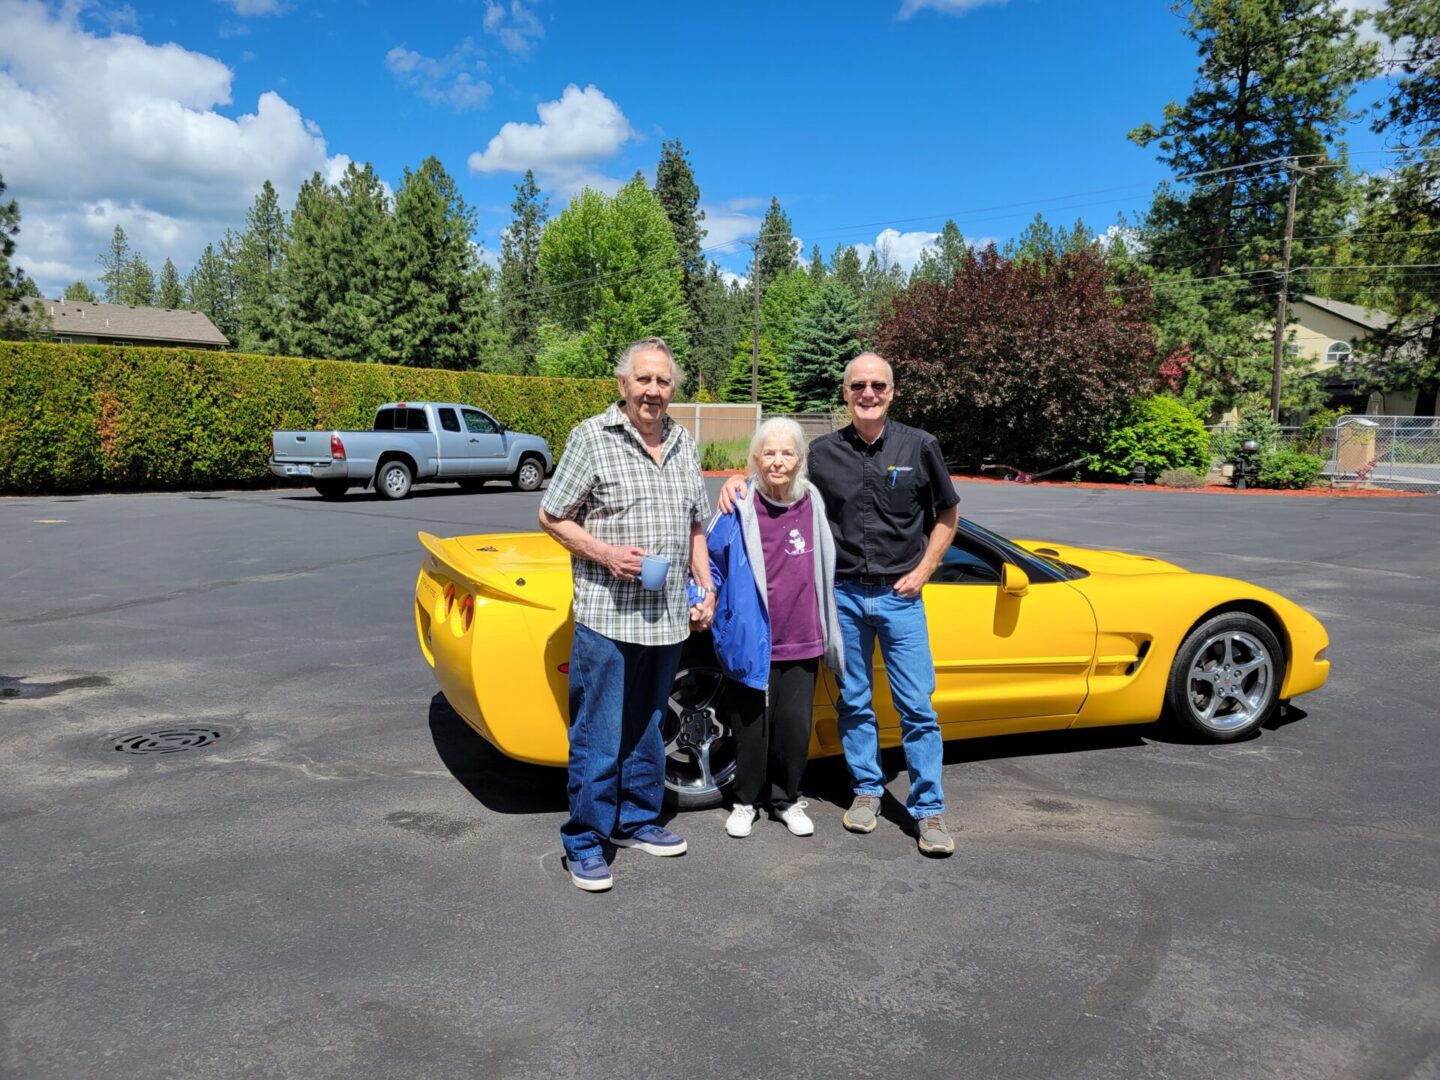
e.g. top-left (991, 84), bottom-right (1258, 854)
top-left (1126, 639), bottom-right (1152, 676)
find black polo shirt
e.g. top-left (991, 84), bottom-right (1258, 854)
top-left (808, 420), bottom-right (960, 579)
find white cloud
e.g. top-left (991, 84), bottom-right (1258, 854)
top-left (467, 84), bottom-right (633, 193)
top-left (385, 40), bottom-right (492, 111)
top-left (854, 228), bottom-right (941, 272)
top-left (220, 0), bottom-right (283, 15)
top-left (483, 0), bottom-right (543, 55)
top-left (898, 0), bottom-right (1007, 17)
top-left (0, 0), bottom-right (345, 293)
top-left (699, 204), bottom-right (761, 254)
top-left (717, 268), bottom-right (748, 290)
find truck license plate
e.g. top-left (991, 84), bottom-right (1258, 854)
top-left (285, 465), bottom-right (312, 476)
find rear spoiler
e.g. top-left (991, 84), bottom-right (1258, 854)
top-left (417, 531), bottom-right (559, 611)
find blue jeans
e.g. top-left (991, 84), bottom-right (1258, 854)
top-left (834, 581), bottom-right (945, 819)
top-left (561, 624), bottom-right (684, 861)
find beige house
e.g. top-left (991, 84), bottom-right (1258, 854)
top-left (31, 299), bottom-right (229, 350)
top-left (1290, 294), bottom-right (1431, 416)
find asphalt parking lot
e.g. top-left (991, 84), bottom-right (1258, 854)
top-left (3, 479), bottom-right (1438, 1080)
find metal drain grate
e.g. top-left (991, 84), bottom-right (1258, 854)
top-left (112, 727), bottom-right (227, 755)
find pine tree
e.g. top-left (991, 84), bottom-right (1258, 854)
top-left (655, 139), bottom-right (707, 329)
top-left (807, 243), bottom-right (826, 283)
top-left (384, 156), bottom-right (480, 368)
top-left (235, 181), bottom-right (289, 354)
top-left (97, 226), bottom-right (131, 303)
top-left (497, 170), bottom-right (548, 371)
top-left (285, 172), bottom-right (344, 359)
top-left (186, 239), bottom-right (240, 346)
top-left (829, 244), bottom-right (864, 296)
top-left (0, 174), bottom-right (49, 339)
top-left (756, 197), bottom-right (797, 287)
top-left (911, 220), bottom-right (968, 285)
top-left (689, 262), bottom-right (742, 397)
top-left (789, 280), bottom-right (864, 411)
top-left (157, 258), bottom-right (185, 308)
top-left (720, 335), bottom-right (795, 411)
top-left (125, 254), bottom-right (156, 306)
top-left (333, 162), bottom-right (392, 362)
top-left (64, 281), bottom-right (97, 302)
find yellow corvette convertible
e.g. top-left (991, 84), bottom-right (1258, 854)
top-left (414, 518), bottom-right (1330, 809)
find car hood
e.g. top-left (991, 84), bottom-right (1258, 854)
top-left (1013, 539), bottom-right (1189, 576)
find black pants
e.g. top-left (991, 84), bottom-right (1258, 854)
top-left (724, 657), bottom-right (818, 811)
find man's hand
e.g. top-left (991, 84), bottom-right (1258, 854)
top-left (893, 566), bottom-right (932, 599)
top-left (603, 544), bottom-right (647, 581)
top-left (688, 591), bottom-right (716, 631)
top-left (715, 475), bottom-right (748, 515)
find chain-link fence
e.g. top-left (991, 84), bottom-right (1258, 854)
top-left (1208, 416), bottom-right (1440, 493)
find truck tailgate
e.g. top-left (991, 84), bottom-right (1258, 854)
top-left (272, 431), bottom-right (334, 463)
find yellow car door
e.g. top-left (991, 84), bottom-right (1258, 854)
top-left (821, 524), bottom-right (1097, 742)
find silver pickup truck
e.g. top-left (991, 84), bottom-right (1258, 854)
top-left (269, 401), bottom-right (553, 500)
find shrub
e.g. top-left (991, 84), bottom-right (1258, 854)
top-left (700, 438), bottom-right (749, 471)
top-left (0, 342), bottom-right (612, 493)
top-left (1090, 395), bottom-right (1211, 479)
top-left (1158, 467), bottom-right (1207, 488)
top-left (1254, 448), bottom-right (1325, 489)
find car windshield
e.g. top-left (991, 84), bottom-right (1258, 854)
top-left (958, 518), bottom-right (1088, 581)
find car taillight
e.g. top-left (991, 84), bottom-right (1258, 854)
top-left (331, 433), bottom-right (346, 460)
top-left (443, 583), bottom-right (456, 616)
top-left (459, 594), bottom-right (474, 632)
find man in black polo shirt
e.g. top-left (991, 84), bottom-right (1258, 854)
top-left (719, 352), bottom-right (960, 855)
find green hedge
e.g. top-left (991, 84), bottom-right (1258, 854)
top-left (1090, 395), bottom-right (1211, 479)
top-left (0, 342), bottom-right (614, 493)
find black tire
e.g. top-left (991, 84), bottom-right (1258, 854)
top-left (1165, 612), bottom-right (1285, 741)
top-left (314, 479), bottom-right (349, 500)
top-left (661, 636), bottom-right (736, 810)
top-left (457, 478), bottom-right (488, 493)
top-left (375, 459), bottom-right (413, 500)
top-left (512, 455), bottom-right (545, 492)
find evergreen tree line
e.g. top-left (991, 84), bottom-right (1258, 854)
top-left (7, 0), bottom-right (1434, 418)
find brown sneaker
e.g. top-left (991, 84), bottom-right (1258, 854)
top-left (842, 794), bottom-right (881, 833)
top-left (916, 815), bottom-right (955, 856)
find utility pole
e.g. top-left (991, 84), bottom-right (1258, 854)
top-left (1270, 157), bottom-right (1318, 421)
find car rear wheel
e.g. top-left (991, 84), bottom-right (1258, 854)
top-left (1166, 612), bottom-right (1284, 741)
top-left (314, 479), bottom-right (349, 499)
top-left (376, 460), bottom-right (413, 500)
top-left (661, 649), bottom-right (736, 810)
top-left (512, 456), bottom-right (544, 492)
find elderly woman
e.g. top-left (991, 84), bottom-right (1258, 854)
top-left (703, 417), bottom-right (844, 838)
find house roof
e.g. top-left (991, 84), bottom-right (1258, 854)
top-left (1296, 294), bottom-right (1395, 333)
top-left (37, 299), bottom-right (229, 346)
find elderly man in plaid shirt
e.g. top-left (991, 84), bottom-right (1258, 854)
top-left (539, 338), bottom-right (717, 892)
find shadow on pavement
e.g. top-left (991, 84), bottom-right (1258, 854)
top-left (427, 692), bottom-right (567, 815)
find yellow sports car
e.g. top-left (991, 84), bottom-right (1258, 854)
top-left (414, 519), bottom-right (1329, 809)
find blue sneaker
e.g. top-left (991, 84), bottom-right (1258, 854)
top-left (567, 853), bottom-right (613, 892)
top-left (612, 824), bottom-right (688, 856)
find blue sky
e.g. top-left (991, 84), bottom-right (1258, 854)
top-left (0, 0), bottom-right (1395, 295)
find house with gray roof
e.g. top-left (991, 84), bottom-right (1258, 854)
top-left (30, 299), bottom-right (229, 350)
top-left (1290, 294), bottom-right (1433, 417)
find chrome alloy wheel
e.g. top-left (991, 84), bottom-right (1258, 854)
top-left (661, 665), bottom-right (735, 807)
top-left (1186, 629), bottom-right (1274, 733)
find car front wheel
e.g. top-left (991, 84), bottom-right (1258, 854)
top-left (661, 654), bottom-right (736, 810)
top-left (1166, 612), bottom-right (1284, 740)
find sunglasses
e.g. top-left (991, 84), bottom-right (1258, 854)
top-left (848, 380), bottom-right (890, 393)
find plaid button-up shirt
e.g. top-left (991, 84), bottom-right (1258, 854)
top-left (541, 403), bottom-right (707, 646)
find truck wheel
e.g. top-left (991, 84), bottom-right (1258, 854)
top-left (512, 456), bottom-right (544, 492)
top-left (376, 460), bottom-right (413, 500)
top-left (314, 480), bottom-right (349, 500)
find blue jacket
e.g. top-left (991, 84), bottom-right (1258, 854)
top-left (697, 479), bottom-right (844, 691)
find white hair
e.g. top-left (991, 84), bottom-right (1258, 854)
top-left (615, 337), bottom-right (686, 390)
top-left (748, 416), bottom-right (808, 502)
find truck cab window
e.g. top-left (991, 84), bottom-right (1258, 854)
top-left (463, 410), bottom-right (498, 434)
top-left (439, 408), bottom-right (461, 432)
top-left (373, 410), bottom-right (395, 430)
top-left (405, 410), bottom-right (429, 432)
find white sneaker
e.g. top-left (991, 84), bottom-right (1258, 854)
top-left (725, 804), bottom-right (756, 838)
top-left (779, 801), bottom-right (815, 837)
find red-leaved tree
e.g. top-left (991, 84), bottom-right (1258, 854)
top-left (873, 247), bottom-right (1157, 469)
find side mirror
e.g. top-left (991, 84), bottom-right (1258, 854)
top-left (1000, 563), bottom-right (1030, 598)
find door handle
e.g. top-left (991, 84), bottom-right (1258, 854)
top-left (469, 438), bottom-right (479, 443)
